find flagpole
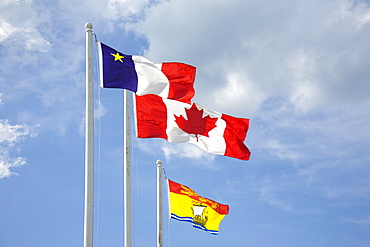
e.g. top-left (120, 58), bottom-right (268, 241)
top-left (84, 22), bottom-right (94, 247)
top-left (124, 89), bottom-right (132, 247)
top-left (156, 159), bottom-right (163, 247)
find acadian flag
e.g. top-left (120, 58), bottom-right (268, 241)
top-left (98, 42), bottom-right (196, 103)
top-left (167, 179), bottom-right (229, 235)
top-left (135, 94), bottom-right (251, 160)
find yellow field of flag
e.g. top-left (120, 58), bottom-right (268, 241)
top-left (167, 179), bottom-right (229, 235)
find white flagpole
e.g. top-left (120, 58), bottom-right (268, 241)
top-left (124, 90), bottom-right (132, 247)
top-left (84, 22), bottom-right (94, 247)
top-left (156, 160), bottom-right (163, 247)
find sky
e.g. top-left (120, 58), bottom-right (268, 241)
top-left (1, 0), bottom-right (370, 246)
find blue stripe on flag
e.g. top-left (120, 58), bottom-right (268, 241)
top-left (170, 213), bottom-right (219, 235)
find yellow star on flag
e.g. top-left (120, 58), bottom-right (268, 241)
top-left (111, 52), bottom-right (125, 63)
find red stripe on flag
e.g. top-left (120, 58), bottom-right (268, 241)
top-left (136, 94), bottom-right (168, 139)
top-left (161, 62), bottom-right (196, 104)
top-left (168, 179), bottom-right (229, 215)
top-left (221, 114), bottom-right (251, 160)
top-left (168, 179), bottom-right (185, 194)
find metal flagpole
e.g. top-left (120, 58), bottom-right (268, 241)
top-left (124, 89), bottom-right (132, 247)
top-left (84, 22), bottom-right (94, 247)
top-left (156, 160), bottom-right (163, 247)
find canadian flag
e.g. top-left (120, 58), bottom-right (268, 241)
top-left (135, 94), bottom-right (251, 160)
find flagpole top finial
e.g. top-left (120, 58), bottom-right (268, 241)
top-left (156, 160), bottom-right (162, 166)
top-left (85, 22), bottom-right (93, 31)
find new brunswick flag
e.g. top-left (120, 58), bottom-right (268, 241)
top-left (167, 179), bottom-right (229, 235)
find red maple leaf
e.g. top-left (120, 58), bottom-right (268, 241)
top-left (174, 104), bottom-right (218, 141)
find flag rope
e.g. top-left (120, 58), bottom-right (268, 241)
top-left (93, 32), bottom-right (98, 43)
top-left (162, 167), bottom-right (168, 180)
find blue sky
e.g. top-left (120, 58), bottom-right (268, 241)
top-left (1, 0), bottom-right (370, 246)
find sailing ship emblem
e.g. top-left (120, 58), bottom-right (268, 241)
top-left (192, 204), bottom-right (208, 227)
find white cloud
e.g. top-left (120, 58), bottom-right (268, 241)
top-left (161, 143), bottom-right (215, 162)
top-left (265, 139), bottom-right (301, 161)
top-left (213, 72), bottom-right (265, 116)
top-left (55, 0), bottom-right (151, 30)
top-left (0, 19), bottom-right (50, 53)
top-left (0, 20), bottom-right (16, 42)
top-left (128, 0), bottom-right (370, 115)
top-left (252, 98), bottom-right (370, 163)
top-left (0, 120), bottom-right (30, 143)
top-left (0, 155), bottom-right (26, 179)
top-left (106, 0), bottom-right (151, 19)
top-left (344, 214), bottom-right (370, 226)
top-left (0, 119), bottom-right (35, 179)
top-left (258, 176), bottom-right (295, 212)
top-left (246, 96), bottom-right (370, 204)
top-left (0, 1), bottom-right (51, 53)
top-left (135, 138), bottom-right (216, 163)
